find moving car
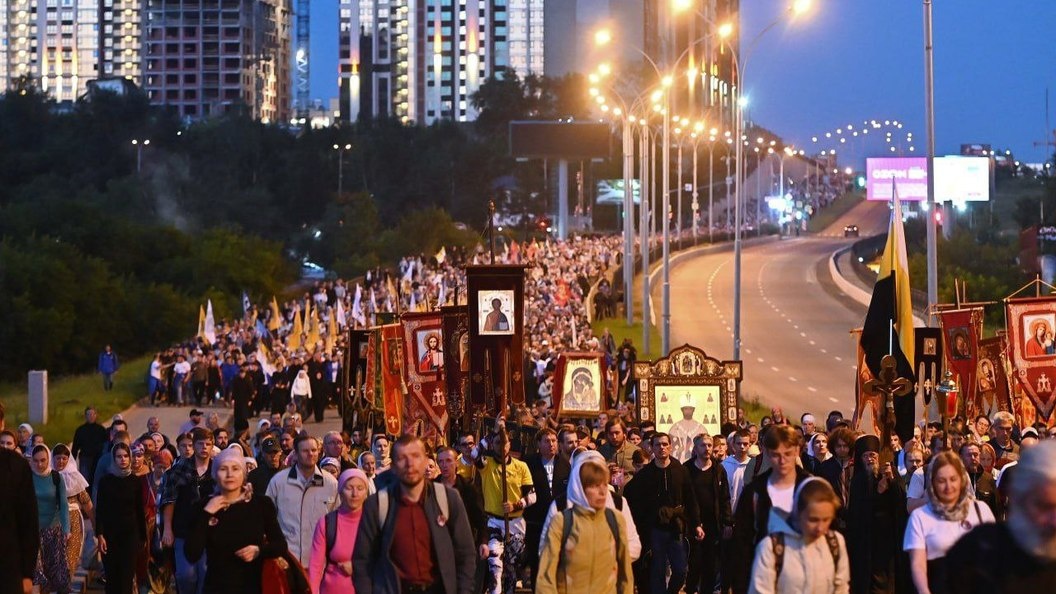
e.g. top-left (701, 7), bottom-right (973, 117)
top-left (843, 224), bottom-right (859, 238)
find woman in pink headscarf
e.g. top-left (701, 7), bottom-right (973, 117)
top-left (309, 468), bottom-right (369, 593)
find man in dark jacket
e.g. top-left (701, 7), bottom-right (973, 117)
top-left (72, 406), bottom-right (108, 488)
top-left (0, 401), bottom-right (39, 594)
top-left (248, 436), bottom-right (284, 495)
top-left (685, 434), bottom-right (732, 594)
top-left (961, 441), bottom-right (999, 514)
top-left (523, 428), bottom-right (571, 586)
top-left (354, 435), bottom-right (477, 594)
top-left (625, 432), bottom-right (702, 594)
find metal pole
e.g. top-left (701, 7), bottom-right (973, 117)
top-left (692, 140), bottom-right (699, 244)
top-left (708, 142), bottom-right (714, 244)
top-left (662, 93), bottom-right (671, 356)
top-left (623, 118), bottom-right (634, 326)
top-left (755, 151), bottom-right (761, 233)
top-left (725, 155), bottom-right (731, 231)
top-left (733, 97), bottom-right (743, 360)
top-left (641, 126), bottom-right (651, 353)
top-left (337, 150), bottom-right (344, 197)
top-left (137, 146), bottom-right (142, 174)
top-left (924, 0), bottom-right (939, 313)
top-left (677, 139), bottom-right (684, 245)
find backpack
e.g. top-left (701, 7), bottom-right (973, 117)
top-left (557, 507), bottom-right (621, 574)
top-left (769, 531), bottom-right (840, 590)
top-left (376, 482), bottom-right (449, 527)
top-left (554, 490), bottom-right (624, 512)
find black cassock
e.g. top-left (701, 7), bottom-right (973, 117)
top-left (846, 467), bottom-right (910, 594)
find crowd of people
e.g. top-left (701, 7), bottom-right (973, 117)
top-left (4, 393), bottom-right (1056, 594)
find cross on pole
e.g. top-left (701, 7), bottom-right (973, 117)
top-left (863, 354), bottom-right (913, 463)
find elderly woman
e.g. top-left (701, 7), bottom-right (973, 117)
top-left (52, 444), bottom-right (93, 579)
top-left (31, 445), bottom-right (71, 594)
top-left (748, 477), bottom-right (849, 594)
top-left (184, 448), bottom-right (287, 593)
top-left (903, 451), bottom-right (995, 594)
top-left (309, 469), bottom-right (370, 594)
top-left (536, 451), bottom-right (634, 594)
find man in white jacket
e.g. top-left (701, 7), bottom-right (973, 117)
top-left (266, 434), bottom-right (337, 566)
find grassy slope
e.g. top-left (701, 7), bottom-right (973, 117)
top-left (807, 191), bottom-right (865, 233)
top-left (0, 355), bottom-right (150, 443)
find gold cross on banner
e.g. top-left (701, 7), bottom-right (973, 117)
top-left (863, 354), bottom-right (913, 463)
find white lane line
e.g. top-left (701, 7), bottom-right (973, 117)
top-left (828, 397), bottom-right (839, 403)
top-left (800, 332), bottom-right (806, 337)
top-left (757, 357), bottom-right (764, 363)
top-left (834, 356), bottom-right (843, 361)
top-left (821, 349), bottom-right (828, 354)
top-left (808, 387), bottom-right (818, 392)
top-left (789, 377), bottom-right (798, 382)
top-left (745, 348), bottom-right (752, 355)
top-left (771, 366), bottom-right (780, 372)
top-left (809, 340), bottom-right (816, 346)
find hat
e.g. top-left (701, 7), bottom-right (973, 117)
top-left (257, 419), bottom-right (272, 430)
top-left (320, 457), bottom-right (340, 470)
top-left (261, 437), bottom-right (281, 454)
top-left (1021, 426), bottom-right (1040, 440)
top-left (189, 409), bottom-right (204, 417)
top-left (854, 434), bottom-right (881, 461)
top-left (17, 423), bottom-right (33, 434)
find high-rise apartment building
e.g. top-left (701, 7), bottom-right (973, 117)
top-left (142, 0), bottom-right (291, 121)
top-left (0, 0), bottom-right (142, 100)
top-left (340, 0), bottom-right (547, 125)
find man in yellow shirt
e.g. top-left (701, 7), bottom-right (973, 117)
top-left (456, 433), bottom-right (478, 482)
top-left (475, 430), bottom-right (535, 594)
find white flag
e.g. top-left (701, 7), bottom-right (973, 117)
top-left (352, 285), bottom-right (366, 326)
top-left (204, 299), bottom-right (217, 345)
top-left (438, 281), bottom-right (447, 306)
top-left (336, 297), bottom-right (347, 329)
top-left (256, 343), bottom-right (275, 376)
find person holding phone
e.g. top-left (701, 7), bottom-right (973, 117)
top-left (184, 448), bottom-right (288, 593)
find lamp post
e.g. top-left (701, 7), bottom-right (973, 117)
top-left (924, 0), bottom-right (939, 315)
top-left (333, 143), bottom-right (352, 197)
top-left (131, 138), bottom-right (150, 173)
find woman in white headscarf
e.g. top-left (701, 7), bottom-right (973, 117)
top-left (536, 450), bottom-right (634, 594)
top-left (52, 444), bottom-right (93, 578)
top-left (30, 444), bottom-right (71, 593)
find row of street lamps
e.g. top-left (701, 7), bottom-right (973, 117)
top-left (592, 0), bottom-right (814, 358)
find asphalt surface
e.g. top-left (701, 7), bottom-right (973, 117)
top-left (662, 199), bottom-right (890, 417)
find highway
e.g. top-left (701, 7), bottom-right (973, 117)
top-left (661, 198), bottom-right (890, 417)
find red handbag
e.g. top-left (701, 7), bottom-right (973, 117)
top-left (262, 551), bottom-right (312, 594)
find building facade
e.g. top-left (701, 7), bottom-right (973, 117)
top-left (0, 0), bottom-right (143, 101)
top-left (340, 0), bottom-right (547, 125)
top-left (142, 0), bottom-right (291, 121)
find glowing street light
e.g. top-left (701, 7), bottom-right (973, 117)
top-left (594, 29), bottom-right (612, 46)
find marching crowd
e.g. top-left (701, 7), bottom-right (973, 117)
top-left (3, 394), bottom-right (1056, 594)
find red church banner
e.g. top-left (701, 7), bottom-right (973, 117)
top-left (1006, 297), bottom-right (1056, 422)
top-left (401, 311), bottom-right (449, 444)
top-left (937, 308), bottom-right (982, 417)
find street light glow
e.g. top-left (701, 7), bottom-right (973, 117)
top-left (598, 62), bottom-right (612, 76)
top-left (672, 0), bottom-right (692, 13)
top-left (594, 29), bottom-right (612, 46)
top-left (791, 0), bottom-right (812, 15)
top-left (718, 23), bottom-right (734, 38)
top-left (662, 75), bottom-right (674, 88)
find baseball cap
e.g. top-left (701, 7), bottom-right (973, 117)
top-left (189, 409), bottom-right (204, 417)
top-left (262, 437), bottom-right (282, 454)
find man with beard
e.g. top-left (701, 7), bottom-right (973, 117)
top-left (846, 435), bottom-right (909, 594)
top-left (523, 428), bottom-right (570, 588)
top-left (945, 441), bottom-right (1056, 592)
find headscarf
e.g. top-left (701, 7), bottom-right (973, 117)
top-left (320, 457), bottom-right (340, 472)
top-left (110, 442), bottom-right (133, 478)
top-left (211, 447), bottom-right (248, 484)
top-left (566, 450), bottom-right (610, 512)
top-left (52, 444), bottom-right (89, 497)
top-left (30, 444), bottom-right (52, 477)
top-left (925, 453), bottom-right (973, 522)
top-left (807, 433), bottom-right (832, 462)
top-left (338, 469), bottom-right (369, 511)
top-left (786, 476), bottom-right (831, 534)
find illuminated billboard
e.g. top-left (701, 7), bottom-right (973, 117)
top-left (866, 156), bottom-right (990, 202)
top-left (596, 179), bottom-right (641, 205)
top-left (866, 157), bottom-right (928, 201)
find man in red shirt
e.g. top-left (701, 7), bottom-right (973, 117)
top-left (354, 435), bottom-right (477, 594)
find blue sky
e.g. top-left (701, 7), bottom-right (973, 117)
top-left (309, 1), bottom-right (1055, 165)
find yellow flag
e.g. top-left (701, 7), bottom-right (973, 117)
top-left (326, 311), bottom-right (338, 355)
top-left (288, 306), bottom-right (303, 351)
top-left (306, 307), bottom-right (321, 353)
top-left (268, 297), bottom-right (282, 332)
top-left (386, 277), bottom-right (398, 312)
top-left (196, 305), bottom-right (206, 341)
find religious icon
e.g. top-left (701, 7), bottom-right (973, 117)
top-left (477, 290), bottom-right (515, 335)
top-left (1023, 313), bottom-right (1056, 358)
top-left (656, 385), bottom-right (722, 462)
top-left (947, 328), bottom-right (971, 360)
top-left (923, 337), bottom-right (937, 356)
top-left (416, 330), bottom-right (444, 374)
top-left (562, 365), bottom-right (600, 412)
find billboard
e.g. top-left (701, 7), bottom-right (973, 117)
top-left (509, 121), bottom-right (611, 159)
top-left (866, 157), bottom-right (927, 201)
top-left (866, 156), bottom-right (990, 202)
top-left (596, 179), bottom-right (641, 205)
top-left (934, 156), bottom-right (990, 202)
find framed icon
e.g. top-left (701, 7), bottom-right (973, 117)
top-left (477, 289), bottom-right (515, 335)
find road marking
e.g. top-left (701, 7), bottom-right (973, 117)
top-left (821, 349), bottom-right (828, 354)
top-left (808, 387), bottom-right (817, 392)
top-left (789, 377), bottom-right (798, 382)
top-left (800, 332), bottom-right (807, 337)
top-left (745, 348), bottom-right (752, 355)
top-left (828, 397), bottom-right (840, 403)
top-left (809, 340), bottom-right (816, 346)
top-left (834, 356), bottom-right (842, 361)
top-left (771, 366), bottom-right (780, 372)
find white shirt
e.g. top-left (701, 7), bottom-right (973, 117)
top-left (722, 456), bottom-right (752, 505)
top-left (150, 360), bottom-right (163, 380)
top-left (903, 501), bottom-right (995, 560)
top-left (173, 361), bottom-right (191, 375)
top-left (768, 482), bottom-right (795, 517)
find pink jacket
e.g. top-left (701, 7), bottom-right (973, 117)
top-left (308, 508), bottom-right (362, 594)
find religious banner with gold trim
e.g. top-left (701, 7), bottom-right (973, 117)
top-left (364, 328), bottom-right (383, 411)
top-left (937, 308), bottom-right (983, 417)
top-left (379, 323), bottom-right (405, 435)
top-left (1005, 297), bottom-right (1056, 423)
top-left (441, 306), bottom-right (470, 429)
top-left (466, 265), bottom-right (527, 417)
top-left (552, 352), bottom-right (608, 419)
top-left (974, 335), bottom-right (1012, 420)
top-left (401, 311), bottom-right (449, 444)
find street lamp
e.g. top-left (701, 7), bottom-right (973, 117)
top-left (333, 143), bottom-right (352, 197)
top-left (131, 138), bottom-right (150, 173)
